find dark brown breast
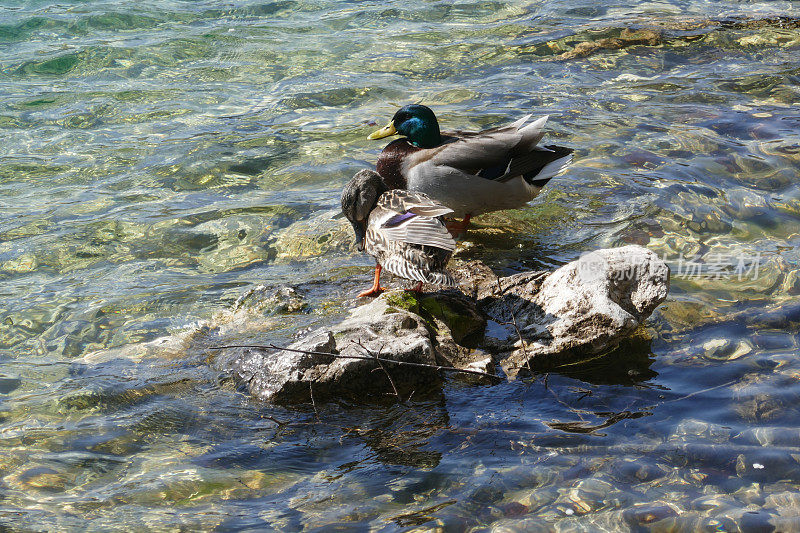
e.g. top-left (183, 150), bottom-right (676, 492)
top-left (376, 139), bottom-right (420, 190)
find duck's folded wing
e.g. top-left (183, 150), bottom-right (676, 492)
top-left (378, 189), bottom-right (454, 217)
top-left (431, 116), bottom-right (550, 174)
top-left (495, 144), bottom-right (574, 184)
top-left (379, 214), bottom-right (456, 251)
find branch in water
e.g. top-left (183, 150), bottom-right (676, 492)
top-left (209, 342), bottom-right (502, 381)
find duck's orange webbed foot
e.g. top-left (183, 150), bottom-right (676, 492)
top-left (357, 286), bottom-right (387, 298)
top-left (404, 281), bottom-right (424, 294)
top-left (357, 264), bottom-right (385, 298)
top-left (445, 214), bottom-right (471, 238)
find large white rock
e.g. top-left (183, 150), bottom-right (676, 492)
top-left (478, 245), bottom-right (670, 375)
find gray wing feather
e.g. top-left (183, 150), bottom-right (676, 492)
top-left (380, 216), bottom-right (456, 252)
top-left (431, 115), bottom-right (549, 172)
top-left (378, 189), bottom-right (454, 217)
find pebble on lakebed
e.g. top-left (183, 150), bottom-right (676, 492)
top-left (230, 245), bottom-right (670, 402)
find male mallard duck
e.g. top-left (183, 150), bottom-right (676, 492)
top-left (368, 104), bottom-right (573, 233)
top-left (341, 169), bottom-right (457, 298)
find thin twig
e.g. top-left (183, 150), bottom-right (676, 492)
top-left (574, 388), bottom-right (593, 402)
top-left (309, 382), bottom-right (319, 421)
top-left (210, 343), bottom-right (503, 381)
top-left (659, 379), bottom-right (738, 404)
top-left (500, 313), bottom-right (534, 374)
top-left (355, 340), bottom-right (400, 400)
top-left (262, 415), bottom-right (289, 426)
top-left (545, 381), bottom-right (588, 422)
top-left (495, 272), bottom-right (535, 376)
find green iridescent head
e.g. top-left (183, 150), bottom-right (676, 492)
top-left (367, 104), bottom-right (442, 149)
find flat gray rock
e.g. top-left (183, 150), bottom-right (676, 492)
top-left (233, 297), bottom-right (442, 402)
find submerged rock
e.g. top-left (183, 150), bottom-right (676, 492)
top-left (232, 245), bottom-right (669, 401)
top-left (269, 210), bottom-right (351, 262)
top-left (232, 284), bottom-right (308, 315)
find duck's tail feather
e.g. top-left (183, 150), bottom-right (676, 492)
top-left (493, 144), bottom-right (573, 185)
top-left (517, 115), bottom-right (549, 147)
top-left (508, 113), bottom-right (533, 130)
top-left (523, 145), bottom-right (574, 187)
top-left (424, 270), bottom-right (457, 287)
top-left (382, 256), bottom-right (457, 287)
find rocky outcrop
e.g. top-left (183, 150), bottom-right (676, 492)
top-left (231, 245), bottom-right (670, 402)
top-left (468, 245), bottom-right (670, 375)
top-left (233, 297), bottom-right (434, 402)
top-left (232, 290), bottom-right (487, 402)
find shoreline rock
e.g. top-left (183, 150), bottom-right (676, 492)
top-left (231, 245), bottom-right (670, 402)
top-left (472, 246), bottom-right (670, 375)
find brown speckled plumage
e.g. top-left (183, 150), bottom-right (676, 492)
top-left (341, 170), bottom-right (457, 287)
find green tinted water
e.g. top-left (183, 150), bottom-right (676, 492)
top-left (1, 0), bottom-right (800, 530)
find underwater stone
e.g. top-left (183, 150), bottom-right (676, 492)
top-left (507, 485), bottom-right (559, 513)
top-left (610, 459), bottom-right (668, 483)
top-left (557, 28), bottom-right (662, 60)
top-left (735, 394), bottom-right (786, 423)
top-left (689, 494), bottom-right (738, 513)
top-left (621, 501), bottom-right (680, 528)
top-left (750, 301), bottom-right (800, 331)
top-left (0, 375), bottom-right (21, 394)
top-left (14, 466), bottom-right (71, 492)
top-left (270, 210), bottom-right (352, 261)
top-left (735, 427), bottom-right (800, 447)
top-left (2, 253), bottom-right (38, 274)
top-left (736, 450), bottom-right (800, 484)
top-left (738, 510), bottom-right (778, 533)
top-left (765, 491), bottom-right (800, 516)
top-left (671, 418), bottom-right (732, 442)
top-left (703, 338), bottom-right (753, 361)
top-left (489, 517), bottom-right (552, 532)
top-left (232, 284), bottom-right (307, 315)
top-left (780, 269), bottom-right (800, 296)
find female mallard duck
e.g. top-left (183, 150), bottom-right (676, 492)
top-left (341, 169), bottom-right (457, 298)
top-left (368, 104), bottom-right (573, 233)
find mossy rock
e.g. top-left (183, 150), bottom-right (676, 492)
top-left (419, 295), bottom-right (485, 345)
top-left (382, 291), bottom-right (485, 345)
top-left (383, 290), bottom-right (421, 314)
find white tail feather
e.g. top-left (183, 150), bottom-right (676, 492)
top-left (527, 153), bottom-right (572, 189)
